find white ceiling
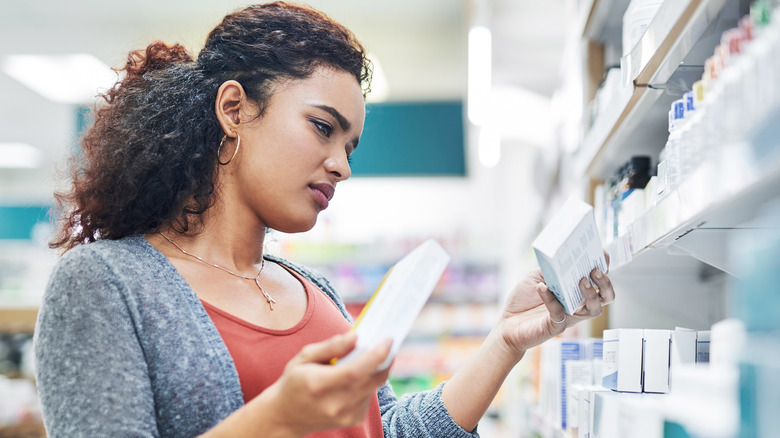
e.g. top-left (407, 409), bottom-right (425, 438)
top-left (0, 0), bottom-right (571, 202)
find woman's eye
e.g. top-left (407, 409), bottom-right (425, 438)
top-left (313, 120), bottom-right (333, 137)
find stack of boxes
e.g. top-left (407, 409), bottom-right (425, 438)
top-left (539, 328), bottom-right (711, 438)
top-left (601, 327), bottom-right (709, 395)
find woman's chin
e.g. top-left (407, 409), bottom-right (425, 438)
top-left (270, 217), bottom-right (318, 234)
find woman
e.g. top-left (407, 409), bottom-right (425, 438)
top-left (34, 2), bottom-right (615, 437)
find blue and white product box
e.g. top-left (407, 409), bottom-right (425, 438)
top-left (560, 341), bottom-right (585, 430)
top-left (642, 329), bottom-right (671, 393)
top-left (585, 338), bottom-right (604, 386)
top-left (602, 329), bottom-right (643, 393)
top-left (587, 338), bottom-right (604, 386)
top-left (696, 330), bottom-right (710, 365)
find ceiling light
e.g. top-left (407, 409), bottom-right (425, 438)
top-left (468, 26), bottom-right (491, 126)
top-left (0, 143), bottom-right (41, 168)
top-left (478, 126), bottom-right (500, 168)
top-left (2, 54), bottom-right (116, 104)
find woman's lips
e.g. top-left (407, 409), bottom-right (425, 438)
top-left (309, 183), bottom-right (335, 209)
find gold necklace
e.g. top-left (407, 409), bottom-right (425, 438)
top-left (159, 232), bottom-right (277, 310)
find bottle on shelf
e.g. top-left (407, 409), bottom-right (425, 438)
top-left (658, 99), bottom-right (685, 198)
top-left (617, 156), bottom-right (652, 237)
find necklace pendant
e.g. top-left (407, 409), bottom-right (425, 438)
top-left (255, 277), bottom-right (277, 311)
top-left (160, 232), bottom-right (278, 311)
top-left (266, 296), bottom-right (276, 311)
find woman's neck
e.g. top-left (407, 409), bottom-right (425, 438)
top-left (157, 206), bottom-right (268, 274)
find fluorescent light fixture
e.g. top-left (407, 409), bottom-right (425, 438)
top-left (366, 52), bottom-right (389, 102)
top-left (2, 54), bottom-right (116, 104)
top-left (468, 26), bottom-right (491, 126)
top-left (478, 126), bottom-right (500, 168)
top-left (0, 143), bottom-right (42, 168)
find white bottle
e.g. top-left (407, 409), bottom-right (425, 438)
top-left (679, 91), bottom-right (697, 178)
top-left (719, 28), bottom-right (745, 145)
top-left (663, 99), bottom-right (685, 194)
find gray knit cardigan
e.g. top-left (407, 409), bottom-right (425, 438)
top-left (34, 235), bottom-right (479, 438)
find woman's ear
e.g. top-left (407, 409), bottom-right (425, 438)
top-left (215, 80), bottom-right (245, 136)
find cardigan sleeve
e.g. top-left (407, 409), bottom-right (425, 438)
top-left (34, 246), bottom-right (159, 437)
top-left (378, 382), bottom-right (479, 438)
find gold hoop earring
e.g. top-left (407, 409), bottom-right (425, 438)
top-left (218, 134), bottom-right (241, 165)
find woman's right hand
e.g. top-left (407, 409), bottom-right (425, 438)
top-left (248, 332), bottom-right (392, 437)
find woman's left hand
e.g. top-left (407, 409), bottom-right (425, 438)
top-left (498, 251), bottom-right (615, 356)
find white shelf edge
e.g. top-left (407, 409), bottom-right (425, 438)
top-left (648, 0), bottom-right (734, 85)
top-left (581, 0), bottom-right (631, 42)
top-left (621, 0), bottom-right (700, 86)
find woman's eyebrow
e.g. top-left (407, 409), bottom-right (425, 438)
top-left (310, 104), bottom-right (351, 131)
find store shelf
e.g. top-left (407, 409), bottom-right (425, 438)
top-left (573, 81), bottom-right (667, 178)
top-left (535, 1), bottom-right (780, 436)
top-left (580, 0), bottom-right (631, 43)
top-left (574, 0), bottom-right (747, 180)
top-left (608, 109), bottom-right (780, 275)
top-left (622, 0), bottom-right (731, 86)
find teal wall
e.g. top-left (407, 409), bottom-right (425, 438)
top-left (0, 205), bottom-right (51, 240)
top-left (72, 101), bottom-right (466, 176)
top-left (0, 101), bottom-right (465, 240)
top-left (351, 101), bottom-right (466, 176)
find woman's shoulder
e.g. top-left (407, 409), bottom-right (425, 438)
top-left (54, 235), bottom-right (166, 281)
top-left (263, 254), bottom-right (328, 287)
top-left (46, 235), bottom-right (191, 315)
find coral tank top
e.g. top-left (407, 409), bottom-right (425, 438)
top-left (202, 264), bottom-right (383, 438)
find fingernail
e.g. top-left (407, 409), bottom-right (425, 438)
top-left (594, 270), bottom-right (603, 279)
top-left (582, 278), bottom-right (591, 288)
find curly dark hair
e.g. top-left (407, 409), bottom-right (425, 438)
top-left (51, 1), bottom-right (372, 250)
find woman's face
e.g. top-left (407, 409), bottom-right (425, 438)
top-left (225, 66), bottom-right (365, 233)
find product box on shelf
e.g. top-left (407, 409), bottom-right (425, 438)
top-left (539, 339), bottom-right (597, 431)
top-left (670, 327), bottom-right (697, 390)
top-left (592, 391), bottom-right (665, 438)
top-left (576, 385), bottom-right (610, 438)
top-left (642, 329), bottom-right (671, 393)
top-left (602, 328), bottom-right (643, 393)
top-left (696, 330), bottom-right (710, 365)
top-left (584, 337), bottom-right (604, 386)
top-left (566, 360), bottom-right (595, 432)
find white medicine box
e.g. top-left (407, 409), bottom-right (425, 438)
top-left (602, 328), bottom-right (643, 393)
top-left (642, 329), bottom-right (671, 393)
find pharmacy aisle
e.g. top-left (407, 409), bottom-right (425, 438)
top-left (3, 0), bottom-right (780, 436)
top-left (505, 0), bottom-right (780, 437)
